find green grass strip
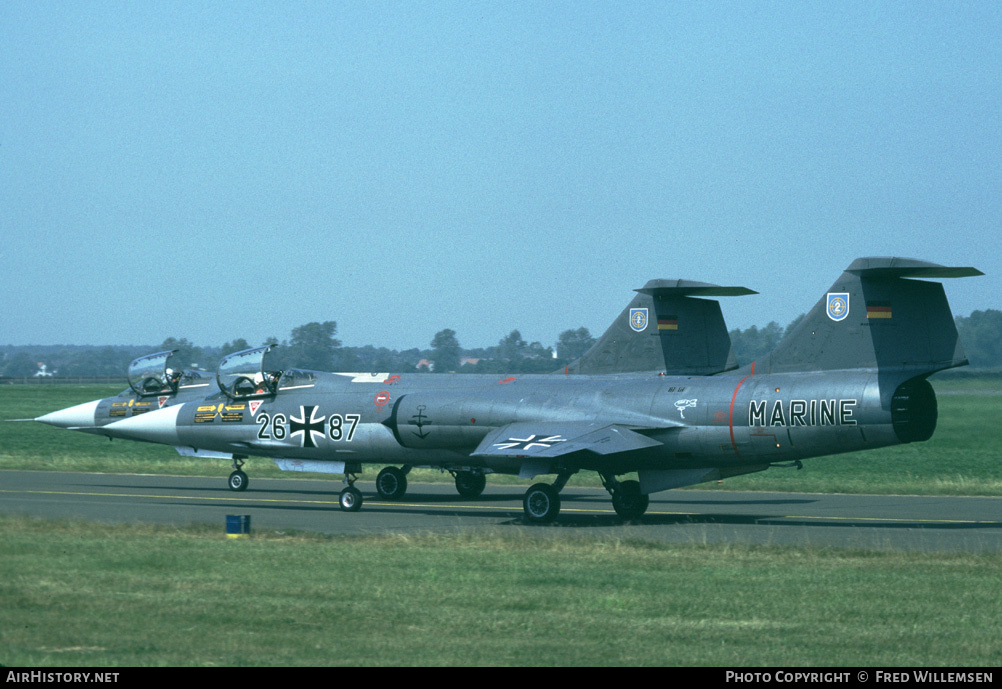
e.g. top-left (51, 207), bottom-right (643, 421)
top-left (1, 515), bottom-right (1000, 666)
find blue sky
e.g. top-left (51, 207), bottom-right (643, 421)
top-left (2, 1), bottom-right (999, 351)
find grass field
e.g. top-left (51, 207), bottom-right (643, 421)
top-left (2, 515), bottom-right (1000, 666)
top-left (2, 378), bottom-right (1000, 496)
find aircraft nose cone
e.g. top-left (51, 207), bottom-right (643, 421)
top-left (104, 405), bottom-right (182, 445)
top-left (35, 400), bottom-right (101, 429)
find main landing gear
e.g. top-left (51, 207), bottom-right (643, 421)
top-left (228, 457), bottom-right (249, 492)
top-left (375, 466), bottom-right (410, 500)
top-left (452, 470), bottom-right (487, 498)
top-left (601, 473), bottom-right (649, 520)
top-left (374, 466), bottom-right (488, 501)
top-left (521, 471), bottom-right (573, 524)
top-left (520, 472), bottom-right (651, 524)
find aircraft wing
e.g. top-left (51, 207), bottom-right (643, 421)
top-left (471, 421), bottom-right (667, 459)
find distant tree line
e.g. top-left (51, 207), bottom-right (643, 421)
top-left (3, 310), bottom-right (1002, 378)
top-left (954, 311), bottom-right (1002, 368)
top-left (728, 317), bottom-right (803, 365)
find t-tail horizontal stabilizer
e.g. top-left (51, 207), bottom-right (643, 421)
top-left (752, 257), bottom-right (983, 377)
top-left (568, 280), bottom-right (757, 375)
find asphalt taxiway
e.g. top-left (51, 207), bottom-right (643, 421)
top-left (1, 470), bottom-right (1000, 552)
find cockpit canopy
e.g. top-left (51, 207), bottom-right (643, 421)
top-left (216, 345), bottom-right (317, 399)
top-left (217, 345), bottom-right (283, 400)
top-left (128, 350), bottom-right (184, 397)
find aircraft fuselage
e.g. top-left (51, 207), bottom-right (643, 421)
top-left (109, 368), bottom-right (924, 477)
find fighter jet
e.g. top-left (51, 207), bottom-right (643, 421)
top-left (26, 350), bottom-right (215, 440)
top-left (98, 257), bottom-right (980, 523)
top-left (26, 278), bottom-right (752, 496)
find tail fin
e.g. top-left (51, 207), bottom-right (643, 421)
top-left (568, 280), bottom-right (756, 375)
top-left (754, 257), bottom-right (982, 376)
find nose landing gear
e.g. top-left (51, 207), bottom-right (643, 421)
top-left (339, 471), bottom-right (363, 512)
top-left (228, 457), bottom-right (249, 491)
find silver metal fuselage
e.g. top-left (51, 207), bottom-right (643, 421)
top-left (33, 379), bottom-right (215, 435)
top-left (105, 367), bottom-right (910, 478)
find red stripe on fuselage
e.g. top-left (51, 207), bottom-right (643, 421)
top-left (728, 361), bottom-right (754, 459)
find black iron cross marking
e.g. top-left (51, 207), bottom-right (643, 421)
top-left (493, 434), bottom-right (566, 451)
top-left (290, 405), bottom-right (326, 448)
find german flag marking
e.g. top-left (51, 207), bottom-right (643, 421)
top-left (866, 302), bottom-right (892, 319)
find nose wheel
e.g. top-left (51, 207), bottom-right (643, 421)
top-left (228, 458), bottom-right (249, 491)
top-left (339, 472), bottom-right (363, 512)
top-left (339, 485), bottom-right (363, 512)
top-left (228, 470), bottom-right (249, 491)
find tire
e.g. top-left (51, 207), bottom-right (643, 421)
top-left (228, 470), bottom-right (249, 492)
top-left (339, 486), bottom-right (363, 512)
top-left (611, 480), bottom-right (649, 519)
top-left (455, 471), bottom-right (486, 498)
top-left (522, 483), bottom-right (560, 524)
top-left (375, 467), bottom-right (408, 500)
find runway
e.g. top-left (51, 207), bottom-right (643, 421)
top-left (2, 470), bottom-right (1000, 552)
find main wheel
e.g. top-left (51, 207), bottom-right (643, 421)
top-left (375, 467), bottom-right (408, 500)
top-left (455, 471), bottom-right (486, 498)
top-left (339, 486), bottom-right (363, 512)
top-left (228, 470), bottom-right (249, 492)
top-left (522, 483), bottom-right (560, 524)
top-left (611, 480), bottom-right (649, 519)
